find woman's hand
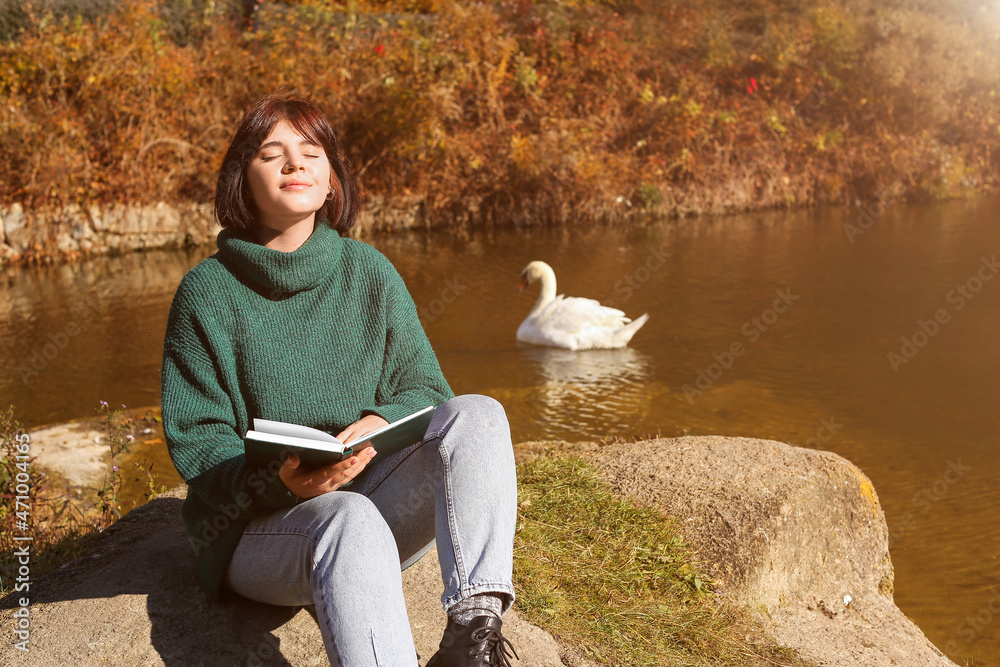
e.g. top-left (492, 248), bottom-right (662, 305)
top-left (335, 414), bottom-right (389, 445)
top-left (277, 415), bottom-right (388, 499)
top-left (279, 448), bottom-right (377, 499)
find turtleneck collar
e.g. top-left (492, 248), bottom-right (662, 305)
top-left (216, 221), bottom-right (343, 295)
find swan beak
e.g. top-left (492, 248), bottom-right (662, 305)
top-left (518, 276), bottom-right (528, 293)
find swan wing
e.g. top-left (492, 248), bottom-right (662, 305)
top-left (518, 290), bottom-right (650, 350)
top-left (540, 295), bottom-right (632, 331)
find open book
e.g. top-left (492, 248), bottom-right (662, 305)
top-left (244, 406), bottom-right (436, 470)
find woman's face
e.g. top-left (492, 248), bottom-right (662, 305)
top-left (245, 120), bottom-right (332, 232)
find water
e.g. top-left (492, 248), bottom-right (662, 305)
top-left (1, 198), bottom-right (998, 663)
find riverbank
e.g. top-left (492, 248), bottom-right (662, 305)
top-left (0, 196), bottom-right (428, 265)
top-left (2, 0), bottom-right (999, 265)
top-left (1, 415), bottom-right (957, 665)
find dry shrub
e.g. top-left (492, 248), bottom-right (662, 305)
top-left (0, 0), bottom-right (997, 228)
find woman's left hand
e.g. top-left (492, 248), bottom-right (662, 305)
top-left (336, 414), bottom-right (389, 445)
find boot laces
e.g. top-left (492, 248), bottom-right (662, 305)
top-left (469, 625), bottom-right (519, 667)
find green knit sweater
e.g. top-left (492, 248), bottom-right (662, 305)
top-left (161, 221), bottom-right (454, 598)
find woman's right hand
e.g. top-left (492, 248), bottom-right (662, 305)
top-left (278, 447), bottom-right (377, 499)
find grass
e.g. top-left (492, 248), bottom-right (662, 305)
top-left (0, 404), bottom-right (160, 598)
top-left (0, 407), bottom-right (97, 597)
top-left (514, 454), bottom-right (810, 666)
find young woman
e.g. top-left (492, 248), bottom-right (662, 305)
top-left (161, 94), bottom-right (518, 667)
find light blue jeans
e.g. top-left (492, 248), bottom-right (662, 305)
top-left (225, 394), bottom-right (517, 666)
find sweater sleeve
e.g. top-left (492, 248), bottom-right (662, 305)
top-left (362, 261), bottom-right (455, 424)
top-left (161, 280), bottom-right (301, 514)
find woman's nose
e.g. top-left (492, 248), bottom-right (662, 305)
top-left (281, 160), bottom-right (303, 174)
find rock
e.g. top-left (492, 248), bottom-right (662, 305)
top-left (4, 202), bottom-right (220, 264)
top-left (2, 203), bottom-right (26, 251)
top-left (87, 204), bottom-right (103, 233)
top-left (181, 203), bottom-right (220, 246)
top-left (38, 204), bottom-right (98, 256)
top-left (356, 194), bottom-right (427, 233)
top-left (26, 421), bottom-right (109, 488)
top-left (0, 242), bottom-right (19, 265)
top-left (1, 197), bottom-right (417, 265)
top-left (592, 436), bottom-right (958, 667)
top-left (0, 486), bottom-right (565, 666)
top-left (0, 431), bottom-right (956, 666)
top-left (55, 231), bottom-right (80, 254)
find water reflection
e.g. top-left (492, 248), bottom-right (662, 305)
top-left (518, 345), bottom-right (652, 440)
top-left (0, 247), bottom-right (213, 427)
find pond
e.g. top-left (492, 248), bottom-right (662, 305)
top-left (1, 196), bottom-right (998, 664)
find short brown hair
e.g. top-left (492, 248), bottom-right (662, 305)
top-left (215, 94), bottom-right (359, 233)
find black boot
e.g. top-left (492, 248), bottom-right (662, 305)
top-left (425, 616), bottom-right (518, 667)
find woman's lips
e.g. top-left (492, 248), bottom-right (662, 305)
top-left (281, 181), bottom-right (311, 190)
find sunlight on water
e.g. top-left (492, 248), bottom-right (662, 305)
top-left (1, 197), bottom-right (998, 664)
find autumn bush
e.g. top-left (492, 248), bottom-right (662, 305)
top-left (0, 0), bottom-right (997, 228)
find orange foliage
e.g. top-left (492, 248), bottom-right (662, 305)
top-left (0, 0), bottom-right (998, 225)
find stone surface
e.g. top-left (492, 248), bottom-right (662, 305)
top-left (0, 202), bottom-right (220, 266)
top-left (592, 436), bottom-right (958, 667)
top-left (357, 195), bottom-right (428, 233)
top-left (0, 431), bottom-right (959, 666)
top-left (0, 197), bottom-right (455, 265)
top-left (25, 421), bottom-right (109, 488)
top-left (0, 487), bottom-right (565, 666)
top-left (2, 202), bottom-right (26, 251)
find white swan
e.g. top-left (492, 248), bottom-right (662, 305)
top-left (517, 260), bottom-right (650, 350)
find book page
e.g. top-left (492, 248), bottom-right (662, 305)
top-left (252, 418), bottom-right (342, 444)
top-left (245, 430), bottom-right (346, 453)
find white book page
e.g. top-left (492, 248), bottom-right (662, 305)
top-left (252, 418), bottom-right (342, 444)
top-left (245, 430), bottom-right (346, 453)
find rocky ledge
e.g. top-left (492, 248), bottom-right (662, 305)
top-left (592, 436), bottom-right (956, 667)
top-left (1, 435), bottom-right (956, 666)
top-left (0, 196), bottom-right (430, 265)
top-left (0, 485), bottom-right (564, 667)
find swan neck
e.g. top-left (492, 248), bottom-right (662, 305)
top-left (531, 265), bottom-right (557, 315)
